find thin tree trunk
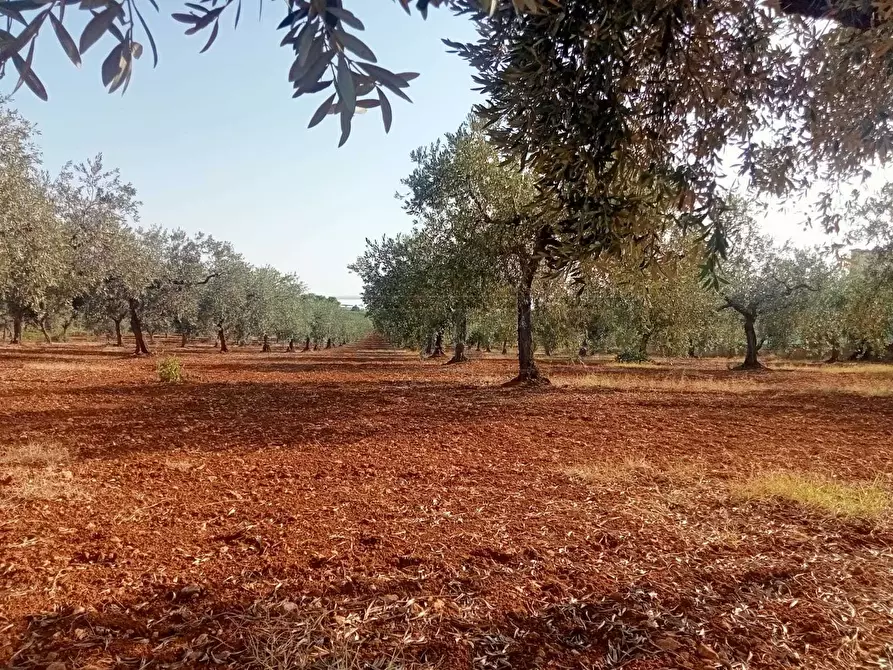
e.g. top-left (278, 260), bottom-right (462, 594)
top-left (485, 341), bottom-right (491, 353)
top-left (39, 320), bottom-right (52, 344)
top-left (740, 315), bottom-right (762, 369)
top-left (475, 341), bottom-right (481, 352)
top-left (687, 338), bottom-right (697, 358)
top-left (544, 341), bottom-right (552, 357)
top-left (313, 341), bottom-right (319, 351)
top-left (825, 340), bottom-right (840, 363)
top-left (113, 318), bottom-right (124, 347)
top-left (510, 259), bottom-right (547, 384)
top-left (61, 320), bottom-right (72, 342)
top-left (326, 338), bottom-right (333, 349)
top-left (262, 334), bottom-right (271, 352)
top-left (11, 313), bottom-right (23, 344)
top-left (431, 330), bottom-right (445, 358)
top-left (181, 332), bottom-right (189, 348)
top-left (579, 339), bottom-right (589, 358)
top-left (128, 298), bottom-right (150, 355)
top-left (287, 338), bottom-right (296, 352)
top-left (302, 336), bottom-right (311, 352)
top-left (148, 331), bottom-right (155, 344)
top-left (218, 323), bottom-right (229, 353)
top-left (501, 340), bottom-right (507, 355)
top-left (447, 313), bottom-right (469, 364)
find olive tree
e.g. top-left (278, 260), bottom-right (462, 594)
top-left (6, 1), bottom-right (889, 274)
top-left (400, 120), bottom-right (555, 383)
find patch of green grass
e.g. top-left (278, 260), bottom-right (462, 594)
top-left (738, 471), bottom-right (890, 518)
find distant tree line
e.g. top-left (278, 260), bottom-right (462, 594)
top-left (351, 121), bottom-right (893, 380)
top-left (0, 106), bottom-right (371, 354)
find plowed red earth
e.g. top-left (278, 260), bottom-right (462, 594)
top-left (1, 335), bottom-right (892, 669)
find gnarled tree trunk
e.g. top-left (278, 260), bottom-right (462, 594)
top-left (509, 258), bottom-right (548, 384)
top-left (424, 333), bottom-right (434, 356)
top-left (302, 336), bottom-right (311, 352)
top-left (217, 322), bottom-right (229, 353)
top-left (128, 298), bottom-right (150, 355)
top-left (38, 319), bottom-right (52, 344)
top-left (638, 329), bottom-right (652, 359)
top-left (262, 334), bottom-right (271, 352)
top-left (11, 313), bottom-right (23, 344)
top-left (287, 338), bottom-right (296, 352)
top-left (431, 330), bottom-right (445, 357)
top-left (447, 313), bottom-right (468, 364)
top-left (113, 317), bottom-right (124, 347)
top-left (741, 315), bottom-right (762, 369)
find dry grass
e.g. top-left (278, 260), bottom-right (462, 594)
top-left (737, 471), bottom-right (890, 518)
top-left (774, 362), bottom-right (893, 374)
top-left (1, 466), bottom-right (81, 503)
top-left (0, 441), bottom-right (69, 466)
top-left (164, 459), bottom-right (199, 473)
top-left (558, 372), bottom-right (759, 394)
top-left (564, 457), bottom-right (700, 487)
top-left (566, 457), bottom-right (657, 484)
top-left (0, 441), bottom-right (79, 503)
top-left (828, 380), bottom-right (893, 397)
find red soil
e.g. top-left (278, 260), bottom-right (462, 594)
top-left (1, 336), bottom-right (892, 669)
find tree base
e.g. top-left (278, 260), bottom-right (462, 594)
top-left (503, 370), bottom-right (551, 387)
top-left (444, 354), bottom-right (469, 365)
top-left (733, 360), bottom-right (765, 371)
top-left (429, 350), bottom-right (446, 359)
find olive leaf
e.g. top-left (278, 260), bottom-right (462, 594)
top-left (80, 4), bottom-right (120, 54)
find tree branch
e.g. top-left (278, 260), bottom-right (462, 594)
top-left (771, 274), bottom-right (815, 297)
top-left (170, 272), bottom-right (219, 287)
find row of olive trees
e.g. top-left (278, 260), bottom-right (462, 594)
top-left (0, 106), bottom-right (371, 354)
top-left (352, 121), bottom-right (893, 379)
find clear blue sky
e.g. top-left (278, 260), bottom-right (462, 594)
top-left (6, 6), bottom-right (480, 299)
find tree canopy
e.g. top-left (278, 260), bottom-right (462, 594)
top-left (2, 0), bottom-right (892, 270)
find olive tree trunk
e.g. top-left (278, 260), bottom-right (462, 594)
top-left (112, 318), bottom-right (124, 346)
top-left (11, 313), bottom-right (23, 344)
top-left (431, 330), bottom-right (445, 357)
top-left (741, 315), bottom-right (763, 369)
top-left (262, 334), bottom-right (271, 352)
top-left (38, 319), bottom-right (52, 344)
top-left (510, 258), bottom-right (547, 384)
top-left (302, 336), bottom-right (311, 352)
top-left (128, 298), bottom-right (150, 355)
top-left (446, 313), bottom-right (469, 364)
top-left (217, 322), bottom-right (229, 353)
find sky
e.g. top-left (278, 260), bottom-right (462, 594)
top-left (5, 6), bottom-right (834, 299)
top-left (6, 5), bottom-right (481, 300)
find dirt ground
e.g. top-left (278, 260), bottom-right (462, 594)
top-left (1, 336), bottom-right (892, 669)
